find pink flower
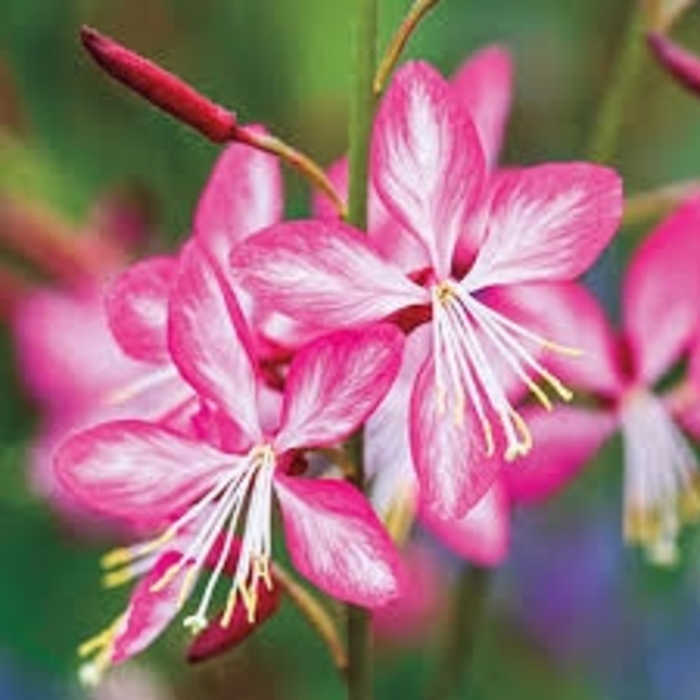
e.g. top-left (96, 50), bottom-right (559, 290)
top-left (503, 195), bottom-right (700, 565)
top-left (56, 242), bottom-right (405, 681)
top-left (9, 192), bottom-right (174, 526)
top-left (230, 59), bottom-right (622, 519)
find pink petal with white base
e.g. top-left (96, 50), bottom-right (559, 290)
top-left (372, 61), bottom-right (486, 276)
top-left (169, 242), bottom-right (261, 442)
top-left (275, 325), bottom-right (403, 451)
top-left (110, 551), bottom-right (191, 664)
top-left (421, 482), bottom-right (509, 566)
top-left (451, 45), bottom-right (512, 169)
top-left (55, 420), bottom-right (228, 524)
top-left (107, 256), bottom-right (178, 363)
top-left (410, 356), bottom-right (500, 519)
top-left (274, 474), bottom-right (403, 607)
top-left (465, 164), bottom-right (622, 290)
top-left (622, 194), bottom-right (700, 384)
top-left (194, 132), bottom-right (282, 266)
top-left (365, 332), bottom-right (429, 514)
top-left (230, 221), bottom-right (425, 328)
top-left (504, 405), bottom-right (616, 503)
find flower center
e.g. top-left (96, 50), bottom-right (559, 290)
top-left (620, 388), bottom-right (700, 565)
top-left (99, 444), bottom-right (277, 636)
top-left (431, 279), bottom-right (575, 460)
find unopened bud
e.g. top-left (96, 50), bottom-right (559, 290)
top-left (80, 26), bottom-right (238, 143)
top-left (648, 31), bottom-right (700, 96)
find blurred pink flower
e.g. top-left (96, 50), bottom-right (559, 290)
top-left (231, 57), bottom-right (622, 522)
top-left (56, 243), bottom-right (405, 681)
top-left (503, 195), bottom-right (700, 564)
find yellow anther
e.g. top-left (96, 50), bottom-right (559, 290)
top-left (78, 628), bottom-right (113, 658)
top-left (481, 420), bottom-right (495, 458)
top-left (175, 567), bottom-right (197, 609)
top-left (504, 409), bottom-right (532, 461)
top-left (220, 591), bottom-right (237, 628)
top-left (540, 338), bottom-right (583, 356)
top-left (100, 547), bottom-right (134, 569)
top-left (523, 377), bottom-right (553, 411)
top-left (149, 563), bottom-right (182, 594)
top-left (101, 531), bottom-right (173, 570)
top-left (385, 490), bottom-right (416, 546)
top-left (102, 567), bottom-right (136, 589)
top-left (254, 557), bottom-right (273, 591)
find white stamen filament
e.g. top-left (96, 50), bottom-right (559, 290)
top-left (100, 444), bottom-right (278, 640)
top-left (431, 280), bottom-right (575, 460)
top-left (620, 389), bottom-right (700, 565)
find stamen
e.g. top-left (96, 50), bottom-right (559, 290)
top-left (620, 389), bottom-right (700, 565)
top-left (77, 615), bottom-right (125, 687)
top-left (431, 280), bottom-right (576, 460)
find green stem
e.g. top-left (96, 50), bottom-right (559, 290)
top-left (345, 0), bottom-right (377, 698)
top-left (586, 0), bottom-right (647, 163)
top-left (429, 565), bottom-right (492, 700)
top-left (346, 0), bottom-right (378, 231)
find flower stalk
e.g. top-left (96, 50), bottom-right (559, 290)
top-left (374, 0), bottom-right (442, 96)
top-left (345, 0), bottom-right (378, 697)
top-left (429, 566), bottom-right (491, 700)
top-left (586, 0), bottom-right (648, 164)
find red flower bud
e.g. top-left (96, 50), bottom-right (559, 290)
top-left (81, 26), bottom-right (238, 143)
top-left (648, 31), bottom-right (700, 96)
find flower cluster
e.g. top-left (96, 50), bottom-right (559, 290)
top-left (22, 17), bottom-right (700, 685)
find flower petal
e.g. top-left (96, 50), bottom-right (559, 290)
top-left (622, 194), bottom-right (700, 384)
top-left (313, 157), bottom-right (430, 271)
top-left (410, 356), bottom-right (500, 519)
top-left (55, 420), bottom-right (227, 524)
top-left (451, 45), bottom-right (512, 169)
top-left (465, 163), bottom-right (622, 290)
top-left (274, 474), bottom-right (403, 607)
top-left (169, 241), bottom-right (261, 442)
top-left (186, 578), bottom-right (281, 662)
top-left (12, 287), bottom-right (144, 413)
top-left (230, 220), bottom-right (425, 328)
top-left (372, 61), bottom-right (486, 276)
top-left (111, 551), bottom-right (191, 664)
top-left (194, 131), bottom-right (282, 266)
top-left (106, 255), bottom-right (178, 363)
top-left (275, 324), bottom-right (403, 451)
top-left (480, 282), bottom-right (624, 399)
top-left (420, 482), bottom-right (510, 566)
top-left (503, 406), bottom-right (617, 503)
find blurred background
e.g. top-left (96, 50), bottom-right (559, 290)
top-left (1, 0), bottom-right (700, 698)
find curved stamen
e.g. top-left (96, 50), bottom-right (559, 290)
top-left (431, 280), bottom-right (575, 460)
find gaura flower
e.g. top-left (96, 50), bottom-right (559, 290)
top-left (8, 191), bottom-right (183, 526)
top-left (230, 59), bottom-right (622, 518)
top-left (504, 195), bottom-right (700, 565)
top-left (55, 242), bottom-right (404, 681)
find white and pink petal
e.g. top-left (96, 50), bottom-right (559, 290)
top-left (274, 474), bottom-right (404, 607)
top-left (55, 420), bottom-right (228, 525)
top-left (169, 242), bottom-right (261, 443)
top-left (230, 220), bottom-right (426, 329)
top-left (372, 61), bottom-right (486, 276)
top-left (465, 163), bottom-right (622, 290)
top-left (275, 324), bottom-right (403, 451)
